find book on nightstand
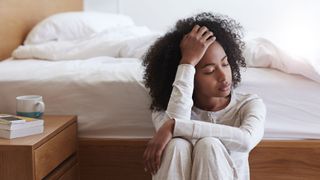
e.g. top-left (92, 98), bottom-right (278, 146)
top-left (0, 114), bottom-right (26, 124)
top-left (0, 114), bottom-right (44, 139)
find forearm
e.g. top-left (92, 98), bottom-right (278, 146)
top-left (166, 64), bottom-right (195, 119)
top-left (152, 64), bottom-right (194, 127)
top-left (173, 118), bottom-right (263, 152)
top-left (151, 64), bottom-right (195, 131)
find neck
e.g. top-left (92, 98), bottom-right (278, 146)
top-left (194, 94), bottom-right (231, 112)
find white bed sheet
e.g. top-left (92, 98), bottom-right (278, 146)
top-left (238, 67), bottom-right (320, 139)
top-left (0, 57), bottom-right (154, 138)
top-left (1, 58), bottom-right (320, 139)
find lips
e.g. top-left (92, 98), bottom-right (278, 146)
top-left (218, 83), bottom-right (231, 92)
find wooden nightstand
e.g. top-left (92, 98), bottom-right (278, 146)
top-left (0, 115), bottom-right (78, 180)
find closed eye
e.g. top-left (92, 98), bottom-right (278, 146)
top-left (204, 71), bottom-right (214, 75)
top-left (203, 66), bottom-right (215, 74)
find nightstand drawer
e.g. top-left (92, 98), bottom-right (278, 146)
top-left (44, 154), bottom-right (78, 180)
top-left (34, 123), bottom-right (77, 179)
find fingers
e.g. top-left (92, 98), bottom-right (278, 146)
top-left (190, 25), bottom-right (208, 37)
top-left (143, 144), bottom-right (152, 173)
top-left (150, 143), bottom-right (164, 175)
top-left (202, 31), bottom-right (214, 41)
top-left (143, 141), bottom-right (162, 175)
top-left (207, 36), bottom-right (216, 44)
top-left (198, 26), bottom-right (208, 36)
top-left (155, 147), bottom-right (164, 173)
top-left (187, 25), bottom-right (215, 43)
top-left (198, 26), bottom-right (215, 44)
top-left (148, 145), bottom-right (156, 174)
top-left (191, 24), bottom-right (200, 34)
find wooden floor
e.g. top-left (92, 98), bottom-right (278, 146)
top-left (79, 138), bottom-right (320, 180)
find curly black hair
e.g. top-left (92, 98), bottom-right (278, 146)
top-left (142, 12), bottom-right (246, 111)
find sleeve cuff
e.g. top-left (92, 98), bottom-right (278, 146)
top-left (173, 118), bottom-right (194, 139)
top-left (173, 118), bottom-right (214, 139)
top-left (175, 64), bottom-right (195, 84)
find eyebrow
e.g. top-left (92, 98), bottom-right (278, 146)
top-left (201, 55), bottom-right (227, 68)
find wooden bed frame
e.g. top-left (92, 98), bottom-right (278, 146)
top-left (1, 0), bottom-right (320, 179)
top-left (78, 138), bottom-right (320, 180)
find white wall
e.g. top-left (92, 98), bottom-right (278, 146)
top-left (84, 0), bottom-right (119, 13)
top-left (84, 0), bottom-right (320, 58)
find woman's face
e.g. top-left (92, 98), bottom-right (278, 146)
top-left (194, 41), bottom-right (232, 99)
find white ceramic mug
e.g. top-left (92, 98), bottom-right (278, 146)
top-left (16, 95), bottom-right (45, 118)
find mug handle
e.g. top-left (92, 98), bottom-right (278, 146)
top-left (36, 101), bottom-right (45, 113)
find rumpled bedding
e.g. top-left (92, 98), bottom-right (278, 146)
top-left (244, 38), bottom-right (320, 83)
top-left (12, 25), bottom-right (320, 83)
top-left (12, 26), bottom-right (161, 60)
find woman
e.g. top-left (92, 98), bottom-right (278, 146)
top-left (142, 12), bottom-right (266, 180)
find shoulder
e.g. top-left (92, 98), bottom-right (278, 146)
top-left (234, 91), bottom-right (263, 103)
top-left (233, 91), bottom-right (266, 114)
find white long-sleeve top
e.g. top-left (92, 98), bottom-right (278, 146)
top-left (152, 64), bottom-right (266, 179)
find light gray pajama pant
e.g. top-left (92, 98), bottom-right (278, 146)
top-left (152, 137), bottom-right (238, 180)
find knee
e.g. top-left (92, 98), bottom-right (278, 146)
top-left (192, 138), bottom-right (237, 179)
top-left (164, 138), bottom-right (192, 154)
top-left (194, 137), bottom-right (223, 154)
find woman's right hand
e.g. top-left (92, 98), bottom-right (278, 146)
top-left (143, 119), bottom-right (174, 175)
top-left (180, 25), bottom-right (216, 66)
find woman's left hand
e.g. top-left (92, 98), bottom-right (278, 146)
top-left (143, 119), bottom-right (175, 175)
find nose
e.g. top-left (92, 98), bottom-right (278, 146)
top-left (216, 68), bottom-right (226, 82)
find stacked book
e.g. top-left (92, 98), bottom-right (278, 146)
top-left (0, 114), bottom-right (44, 139)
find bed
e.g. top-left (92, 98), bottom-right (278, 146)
top-left (1, 0), bottom-right (320, 180)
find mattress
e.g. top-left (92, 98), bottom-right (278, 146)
top-left (0, 58), bottom-right (320, 139)
top-left (238, 67), bottom-right (320, 139)
top-left (0, 57), bottom-right (154, 138)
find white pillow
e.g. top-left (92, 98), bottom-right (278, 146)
top-left (24, 11), bottom-right (135, 45)
top-left (243, 38), bottom-right (320, 83)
